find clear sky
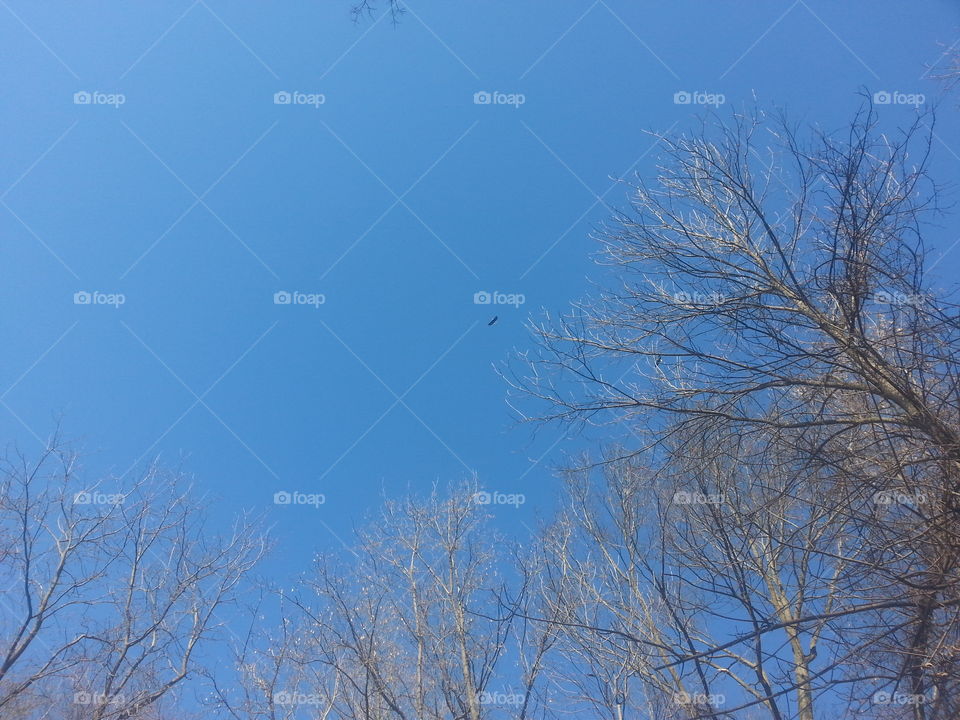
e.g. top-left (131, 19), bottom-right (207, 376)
top-left (2, 0), bottom-right (959, 578)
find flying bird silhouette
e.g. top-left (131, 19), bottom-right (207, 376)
top-left (488, 316), bottom-right (498, 326)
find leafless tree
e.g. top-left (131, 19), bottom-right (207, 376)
top-left (225, 484), bottom-right (549, 720)
top-left (508, 100), bottom-right (960, 719)
top-left (206, 588), bottom-right (339, 720)
top-left (529, 435), bottom-right (884, 720)
top-left (0, 437), bottom-right (266, 719)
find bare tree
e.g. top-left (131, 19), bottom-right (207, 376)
top-left (508, 101), bottom-right (960, 718)
top-left (206, 588), bottom-right (339, 720)
top-left (0, 437), bottom-right (266, 719)
top-left (529, 434), bottom-right (884, 720)
top-left (227, 484), bottom-right (548, 720)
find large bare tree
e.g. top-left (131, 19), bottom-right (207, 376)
top-left (0, 437), bottom-right (265, 720)
top-left (509, 101), bottom-right (960, 719)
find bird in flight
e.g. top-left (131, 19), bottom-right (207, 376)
top-left (488, 316), bottom-right (498, 326)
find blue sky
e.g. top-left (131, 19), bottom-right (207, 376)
top-left (2, 0), bottom-right (959, 576)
